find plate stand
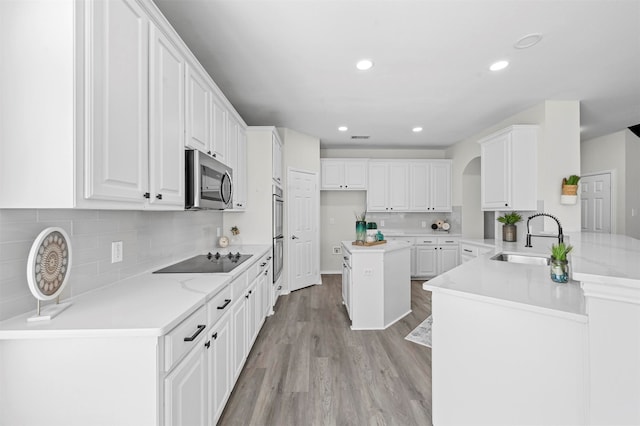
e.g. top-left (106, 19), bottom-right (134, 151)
top-left (27, 298), bottom-right (72, 322)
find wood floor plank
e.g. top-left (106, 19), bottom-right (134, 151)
top-left (218, 276), bottom-right (432, 426)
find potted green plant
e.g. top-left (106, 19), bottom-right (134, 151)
top-left (562, 175), bottom-right (580, 195)
top-left (496, 211), bottom-right (522, 242)
top-left (550, 242), bottom-right (573, 283)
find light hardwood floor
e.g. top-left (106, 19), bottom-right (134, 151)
top-left (218, 275), bottom-right (433, 426)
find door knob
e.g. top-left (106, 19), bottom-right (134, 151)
top-left (291, 235), bottom-right (299, 239)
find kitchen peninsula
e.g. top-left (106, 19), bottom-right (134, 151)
top-left (341, 240), bottom-right (412, 330)
top-left (424, 232), bottom-right (640, 425)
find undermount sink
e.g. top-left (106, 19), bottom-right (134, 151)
top-left (491, 252), bottom-right (550, 266)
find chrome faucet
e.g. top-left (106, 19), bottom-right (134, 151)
top-left (525, 213), bottom-right (564, 247)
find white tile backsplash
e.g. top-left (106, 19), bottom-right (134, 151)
top-left (0, 209), bottom-right (223, 321)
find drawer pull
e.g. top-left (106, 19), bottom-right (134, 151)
top-left (261, 262), bottom-right (267, 267)
top-left (212, 332), bottom-right (218, 340)
top-left (267, 256), bottom-right (272, 261)
top-left (204, 340), bottom-right (211, 349)
top-left (445, 240), bottom-right (454, 243)
top-left (463, 249), bottom-right (473, 253)
top-left (184, 324), bottom-right (206, 342)
top-left (217, 299), bottom-right (232, 310)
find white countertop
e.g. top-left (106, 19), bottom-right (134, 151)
top-left (0, 244), bottom-right (271, 339)
top-left (459, 238), bottom-right (496, 248)
top-left (342, 240), bottom-right (412, 253)
top-left (424, 232), bottom-right (640, 320)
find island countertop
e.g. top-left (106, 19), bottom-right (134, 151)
top-left (424, 232), bottom-right (640, 320)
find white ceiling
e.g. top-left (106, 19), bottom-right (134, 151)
top-left (154, 0), bottom-right (640, 149)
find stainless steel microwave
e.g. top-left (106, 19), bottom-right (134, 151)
top-left (185, 150), bottom-right (233, 210)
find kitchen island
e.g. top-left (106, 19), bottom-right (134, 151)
top-left (341, 240), bottom-right (412, 330)
top-left (424, 232), bottom-right (640, 425)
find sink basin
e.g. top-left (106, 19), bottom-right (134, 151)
top-left (490, 252), bottom-right (550, 266)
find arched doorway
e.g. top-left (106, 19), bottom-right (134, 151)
top-left (461, 157), bottom-right (485, 238)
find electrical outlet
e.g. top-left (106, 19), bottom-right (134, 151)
top-left (421, 221), bottom-right (427, 228)
top-left (380, 220), bottom-right (385, 227)
top-left (363, 268), bottom-right (373, 276)
top-left (332, 246), bottom-right (341, 255)
top-left (216, 227), bottom-right (221, 237)
top-left (111, 241), bottom-right (123, 263)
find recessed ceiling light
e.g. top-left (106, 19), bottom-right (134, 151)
top-left (356, 59), bottom-right (374, 71)
top-left (412, 127), bottom-right (423, 133)
top-left (514, 33), bottom-right (543, 49)
top-left (338, 126), bottom-right (348, 132)
top-left (489, 60), bottom-right (509, 71)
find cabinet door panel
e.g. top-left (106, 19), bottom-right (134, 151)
top-left (211, 94), bottom-right (228, 162)
top-left (439, 246), bottom-right (459, 274)
top-left (149, 25), bottom-right (184, 207)
top-left (232, 298), bottom-right (247, 380)
top-left (367, 162), bottom-right (388, 211)
top-left (388, 163), bottom-right (409, 211)
top-left (85, 0), bottom-right (148, 203)
top-left (343, 161), bottom-right (367, 189)
top-left (164, 343), bottom-right (208, 426)
top-left (430, 162), bottom-right (452, 212)
top-left (185, 66), bottom-right (211, 152)
top-left (210, 313), bottom-right (232, 424)
top-left (416, 246), bottom-right (438, 276)
top-left (321, 160), bottom-right (345, 189)
top-left (481, 133), bottom-right (510, 208)
top-left (409, 162), bottom-right (429, 211)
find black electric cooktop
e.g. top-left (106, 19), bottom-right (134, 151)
top-left (154, 252), bottom-right (253, 274)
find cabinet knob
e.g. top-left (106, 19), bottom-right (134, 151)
top-left (204, 340), bottom-right (211, 349)
top-left (143, 192), bottom-right (150, 199)
top-left (207, 150), bottom-right (212, 155)
top-left (505, 203), bottom-right (508, 206)
top-left (156, 193), bottom-right (162, 200)
top-left (212, 332), bottom-right (218, 340)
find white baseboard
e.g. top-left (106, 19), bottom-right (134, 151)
top-left (320, 270), bottom-right (341, 275)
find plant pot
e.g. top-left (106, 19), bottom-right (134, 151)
top-left (502, 224), bottom-right (517, 242)
top-left (355, 221), bottom-right (367, 242)
top-left (550, 257), bottom-right (569, 283)
top-left (562, 184), bottom-right (578, 196)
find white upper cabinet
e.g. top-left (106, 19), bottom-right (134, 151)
top-left (185, 65), bottom-right (212, 153)
top-left (0, 0), bottom-right (246, 210)
top-left (479, 125), bottom-right (538, 211)
top-left (429, 161), bottom-right (452, 212)
top-left (85, 0), bottom-right (150, 204)
top-left (211, 93), bottom-right (228, 163)
top-left (148, 24), bottom-right (185, 207)
top-left (367, 161), bottom-right (409, 212)
top-left (226, 115), bottom-right (247, 210)
top-left (321, 159), bottom-right (368, 190)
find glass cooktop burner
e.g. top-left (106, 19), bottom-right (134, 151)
top-left (154, 252), bottom-right (253, 274)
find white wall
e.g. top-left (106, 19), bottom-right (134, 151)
top-left (0, 209), bottom-right (223, 321)
top-left (625, 130), bottom-right (640, 238)
top-left (581, 130), bottom-right (626, 234)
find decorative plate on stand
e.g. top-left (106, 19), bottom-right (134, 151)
top-left (26, 227), bottom-right (73, 321)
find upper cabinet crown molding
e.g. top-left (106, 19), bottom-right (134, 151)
top-left (478, 125), bottom-right (538, 211)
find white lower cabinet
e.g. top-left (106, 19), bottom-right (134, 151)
top-left (209, 311), bottom-right (232, 423)
top-left (414, 237), bottom-right (459, 278)
top-left (164, 337), bottom-right (209, 426)
top-left (231, 293), bottom-right (248, 381)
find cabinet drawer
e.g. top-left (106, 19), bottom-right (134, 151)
top-left (207, 285), bottom-right (232, 326)
top-left (438, 237), bottom-right (459, 245)
top-left (460, 243), bottom-right (478, 257)
top-left (387, 236), bottom-right (416, 245)
top-left (415, 237), bottom-right (437, 245)
top-left (252, 253), bottom-right (271, 279)
top-left (164, 305), bottom-right (207, 371)
top-left (230, 272), bottom-right (249, 301)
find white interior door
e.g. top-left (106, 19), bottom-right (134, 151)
top-left (288, 169), bottom-right (320, 292)
top-left (581, 173), bottom-right (612, 233)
